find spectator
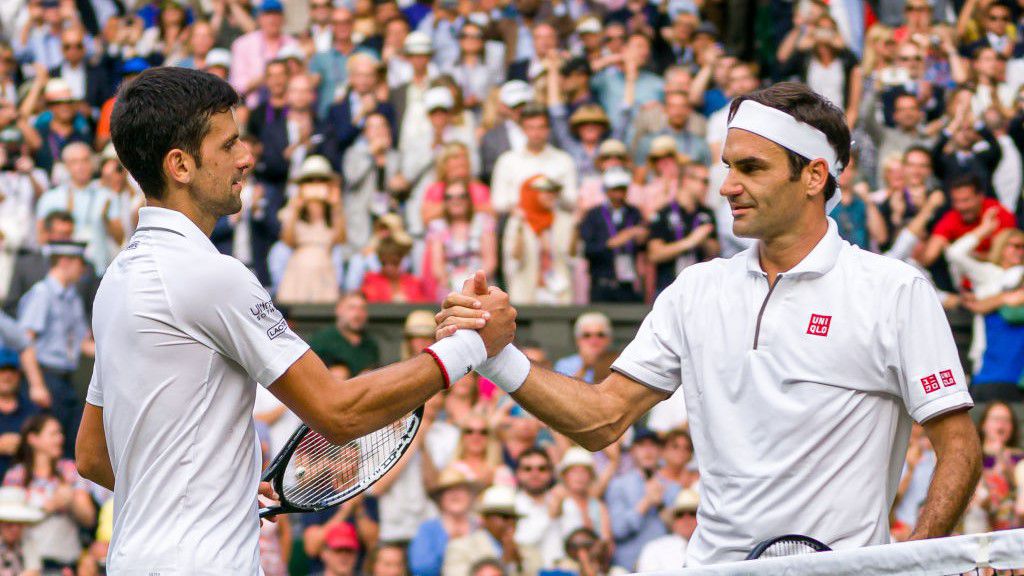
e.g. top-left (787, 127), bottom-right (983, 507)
top-left (419, 142), bottom-right (491, 227)
top-left (408, 466), bottom-right (479, 576)
top-left (172, 19), bottom-right (217, 70)
top-left (276, 156), bottom-right (346, 306)
top-left (23, 77), bottom-right (92, 175)
top-left (0, 127), bottom-right (46, 296)
top-left (49, 26), bottom-right (109, 117)
top-left (310, 8), bottom-right (358, 118)
top-left (361, 237), bottom-right (429, 303)
top-left (3, 414), bottom-right (95, 572)
top-left (893, 423), bottom-right (936, 536)
top-left (246, 58), bottom-right (291, 142)
top-left (422, 179), bottom-right (497, 302)
top-left (326, 52), bottom-right (396, 157)
top-left (552, 526), bottom-right (624, 576)
top-left (446, 22), bottom-right (503, 117)
top-left (591, 31), bottom-right (665, 130)
top-left (344, 212), bottom-right (413, 293)
top-left (0, 349), bottom-right (40, 479)
top-left (479, 80), bottom-right (533, 184)
top-left (443, 485), bottom-right (542, 576)
top-left (230, 0), bottom-right (296, 106)
top-left (579, 168), bottom-right (646, 303)
top-left (309, 292), bottom-right (380, 375)
top-left (491, 104), bottom-right (578, 218)
top-left (635, 92), bottom-right (711, 168)
top-left (776, 13), bottom-right (858, 109)
top-left (549, 448), bottom-right (613, 559)
top-left (16, 241), bottom-right (92, 457)
top-left (35, 142), bottom-right (122, 273)
top-left (657, 428), bottom-right (699, 492)
top-left (369, 543), bottom-right (408, 576)
top-left (502, 175), bottom-right (575, 305)
top-left (261, 72), bottom-right (335, 187)
top-left (606, 428), bottom-right (679, 571)
top-left (0, 486), bottom-right (43, 574)
top-left (96, 144), bottom-right (142, 244)
top-left (343, 112), bottom-right (404, 237)
top-left (512, 447), bottom-right (561, 564)
top-left (920, 174), bottom-right (1016, 273)
top-left (931, 94), bottom-right (1002, 193)
top-left (635, 489), bottom-right (699, 572)
top-left (450, 409), bottom-right (509, 486)
top-left (975, 401), bottom-right (1023, 531)
top-left (832, 155), bottom-right (887, 250)
top-left (469, 558), bottom-right (506, 576)
top-left (634, 136), bottom-right (689, 219)
top-left (576, 139), bottom-right (639, 217)
top-left (391, 31), bottom-right (438, 149)
top-left (554, 312), bottom-right (613, 384)
top-left (313, 522), bottom-right (361, 576)
top-left (646, 161), bottom-right (717, 296)
top-left (863, 92), bottom-right (937, 187)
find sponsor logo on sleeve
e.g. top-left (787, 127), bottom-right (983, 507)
top-left (250, 300), bottom-right (279, 321)
top-left (267, 319), bottom-right (288, 340)
top-left (939, 369), bottom-right (957, 388)
top-left (921, 374), bottom-right (940, 394)
top-left (806, 314), bottom-right (832, 337)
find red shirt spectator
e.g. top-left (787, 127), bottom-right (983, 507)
top-left (360, 238), bottom-right (430, 303)
top-left (932, 197), bottom-right (1016, 256)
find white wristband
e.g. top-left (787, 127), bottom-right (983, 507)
top-left (477, 344), bottom-right (531, 394)
top-left (425, 330), bottom-right (488, 389)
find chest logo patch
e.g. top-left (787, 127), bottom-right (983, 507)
top-left (806, 314), bottom-right (832, 337)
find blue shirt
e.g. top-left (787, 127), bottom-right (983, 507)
top-left (606, 469), bottom-right (680, 571)
top-left (591, 68), bottom-right (664, 132)
top-left (408, 518), bottom-right (450, 576)
top-left (554, 354), bottom-right (593, 383)
top-left (310, 49), bottom-right (351, 118)
top-left (974, 312), bottom-right (1024, 385)
top-left (0, 311), bottom-right (29, 352)
top-left (17, 276), bottom-right (88, 371)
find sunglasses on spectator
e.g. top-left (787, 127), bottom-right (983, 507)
top-left (989, 14), bottom-right (1011, 21)
top-left (905, 5), bottom-right (930, 11)
top-left (568, 539), bottom-right (598, 550)
top-left (519, 465), bottom-right (550, 472)
top-left (674, 510), bottom-right (698, 519)
top-left (463, 427), bottom-right (488, 435)
top-left (63, 43), bottom-right (84, 50)
top-left (899, 55), bottom-right (923, 61)
top-left (580, 331), bottom-right (608, 339)
top-left (604, 34), bottom-right (625, 42)
top-left (1007, 242), bottom-right (1024, 249)
top-left (459, 31), bottom-right (484, 39)
top-left (445, 193), bottom-right (469, 200)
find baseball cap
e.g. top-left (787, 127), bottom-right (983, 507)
top-left (424, 86), bottom-right (454, 112)
top-left (0, 349), bottom-right (19, 370)
top-left (576, 16), bottom-right (602, 35)
top-left (324, 522), bottom-right (360, 551)
top-left (499, 80), bottom-right (533, 108)
top-left (403, 31), bottom-right (433, 55)
top-left (205, 48), bottom-right (232, 70)
top-left (258, 0), bottom-right (284, 14)
top-left (602, 167), bottom-right (632, 190)
top-left (632, 425), bottom-right (664, 445)
top-left (121, 57), bottom-right (150, 75)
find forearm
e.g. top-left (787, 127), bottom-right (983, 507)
top-left (19, 347), bottom-right (46, 392)
top-left (911, 411), bottom-right (982, 540)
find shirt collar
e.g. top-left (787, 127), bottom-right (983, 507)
top-left (745, 217), bottom-right (846, 278)
top-left (135, 206), bottom-right (218, 253)
top-left (44, 274), bottom-right (74, 297)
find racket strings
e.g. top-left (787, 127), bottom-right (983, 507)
top-left (282, 415), bottom-right (415, 508)
top-left (758, 540), bottom-right (825, 558)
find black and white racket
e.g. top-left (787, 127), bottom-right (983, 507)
top-left (745, 534), bottom-right (832, 560)
top-left (258, 406), bottom-right (424, 518)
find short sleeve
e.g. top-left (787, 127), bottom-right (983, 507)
top-left (85, 363), bottom-right (103, 407)
top-left (0, 312), bottom-right (29, 351)
top-left (172, 258), bottom-right (310, 387)
top-left (889, 276), bottom-right (973, 423)
top-left (16, 286), bottom-right (47, 335)
top-left (611, 278), bottom-right (686, 394)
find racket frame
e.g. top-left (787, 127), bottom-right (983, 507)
top-left (745, 534), bottom-right (833, 560)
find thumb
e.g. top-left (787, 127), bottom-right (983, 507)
top-left (472, 270), bottom-right (488, 295)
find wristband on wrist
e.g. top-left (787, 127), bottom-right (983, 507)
top-left (424, 330), bottom-right (488, 389)
top-left (477, 344), bottom-right (531, 394)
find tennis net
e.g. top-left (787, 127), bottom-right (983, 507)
top-left (653, 529), bottom-right (1024, 575)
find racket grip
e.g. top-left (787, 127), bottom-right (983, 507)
top-left (259, 507), bottom-right (279, 519)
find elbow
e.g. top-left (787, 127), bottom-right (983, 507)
top-left (75, 449), bottom-right (101, 484)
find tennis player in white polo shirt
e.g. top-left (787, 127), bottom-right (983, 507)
top-left (74, 68), bottom-right (515, 575)
top-left (436, 83), bottom-right (982, 566)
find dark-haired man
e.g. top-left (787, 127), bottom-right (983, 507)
top-left (75, 67), bottom-right (515, 575)
top-left (437, 82), bottom-right (982, 565)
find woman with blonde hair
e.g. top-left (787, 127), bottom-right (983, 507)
top-left (449, 410), bottom-right (511, 486)
top-left (419, 142), bottom-right (492, 224)
top-left (950, 211), bottom-right (1024, 402)
top-left (422, 179), bottom-right (497, 301)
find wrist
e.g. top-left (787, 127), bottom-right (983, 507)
top-left (477, 344), bottom-right (530, 394)
top-left (424, 330), bottom-right (487, 389)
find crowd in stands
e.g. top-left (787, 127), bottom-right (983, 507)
top-left (0, 0), bottom-right (1020, 573)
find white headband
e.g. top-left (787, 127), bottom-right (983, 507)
top-left (728, 99), bottom-right (843, 213)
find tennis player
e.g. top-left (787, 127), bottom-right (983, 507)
top-left (438, 83), bottom-right (982, 566)
top-left (74, 67), bottom-right (515, 575)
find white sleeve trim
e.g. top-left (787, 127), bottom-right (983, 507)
top-left (254, 339), bottom-right (310, 388)
top-left (911, 391), bottom-right (974, 424)
top-left (611, 360), bottom-right (678, 394)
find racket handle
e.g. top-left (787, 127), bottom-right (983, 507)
top-left (259, 507), bottom-right (280, 519)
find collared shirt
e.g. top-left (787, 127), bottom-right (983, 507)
top-left (607, 469), bottom-right (680, 570)
top-left (17, 275), bottom-right (87, 371)
top-left (36, 182), bottom-right (120, 274)
top-left (60, 62), bottom-right (86, 100)
top-left (490, 145), bottom-right (579, 214)
top-left (0, 310), bottom-right (28, 352)
top-left (87, 207), bottom-right (309, 575)
top-left (612, 218), bottom-right (973, 566)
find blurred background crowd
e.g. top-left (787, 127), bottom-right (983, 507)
top-left (0, 0), bottom-right (1022, 573)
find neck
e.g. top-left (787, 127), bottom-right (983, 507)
top-left (0, 394), bottom-right (16, 410)
top-left (147, 195), bottom-right (219, 236)
top-left (335, 39), bottom-right (353, 52)
top-left (33, 454), bottom-right (51, 477)
top-left (48, 270), bottom-right (70, 288)
top-left (340, 326), bottom-right (361, 343)
top-left (527, 143), bottom-right (545, 155)
top-left (758, 216), bottom-right (828, 283)
top-left (269, 94), bottom-right (287, 107)
top-left (609, 198), bottom-right (624, 209)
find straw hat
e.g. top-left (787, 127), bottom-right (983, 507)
top-left (429, 466), bottom-right (480, 501)
top-left (647, 135), bottom-right (689, 164)
top-left (569, 104), bottom-right (610, 129)
top-left (558, 446), bottom-right (596, 476)
top-left (660, 488), bottom-right (700, 526)
top-left (44, 78), bottom-right (76, 103)
top-left (375, 213), bottom-right (413, 247)
top-left (403, 310), bottom-right (437, 339)
top-left (0, 487), bottom-right (44, 524)
top-left (597, 139), bottom-right (628, 159)
top-left (477, 485), bottom-right (522, 517)
top-left (292, 155), bottom-right (339, 183)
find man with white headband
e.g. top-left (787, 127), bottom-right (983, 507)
top-left (435, 83), bottom-right (982, 566)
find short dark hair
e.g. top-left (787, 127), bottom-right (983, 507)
top-left (729, 82), bottom-right (851, 204)
top-left (42, 210), bottom-right (74, 231)
top-left (520, 103), bottom-right (549, 124)
top-left (469, 558), bottom-right (505, 576)
top-left (902, 144), bottom-right (932, 163)
top-left (515, 447), bottom-right (552, 470)
top-left (947, 173), bottom-right (983, 195)
top-left (110, 67), bottom-right (240, 200)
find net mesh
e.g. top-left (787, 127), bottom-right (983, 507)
top-left (281, 411), bottom-right (419, 509)
top-left (655, 529), bottom-right (1024, 576)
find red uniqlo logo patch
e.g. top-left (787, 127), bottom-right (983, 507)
top-left (940, 370), bottom-right (957, 388)
top-left (921, 374), bottom-right (940, 394)
top-left (806, 314), bottom-right (832, 337)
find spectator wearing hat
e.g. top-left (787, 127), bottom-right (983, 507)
top-left (202, 48), bottom-right (233, 81)
top-left (399, 309), bottom-right (436, 360)
top-left (342, 111), bottom-right (405, 238)
top-left (502, 175), bottom-right (575, 304)
top-left (408, 466), bottom-right (480, 576)
top-left (0, 127), bottom-right (46, 293)
top-left (635, 488), bottom-right (699, 572)
top-left (479, 80), bottom-right (534, 184)
top-left (0, 349), bottom-right (39, 479)
top-left (443, 485), bottom-right (543, 576)
top-left (361, 237), bottom-right (429, 303)
top-left (47, 26), bottom-right (110, 117)
top-left (312, 522), bottom-right (361, 576)
top-left (16, 240), bottom-right (92, 457)
top-left (35, 142), bottom-right (123, 274)
top-left (633, 135), bottom-right (689, 220)
top-left (391, 31), bottom-right (439, 145)
top-left (646, 161), bottom-right (718, 296)
top-left (579, 167), bottom-right (646, 303)
top-left (230, 0), bottom-right (297, 107)
top-left (491, 104), bottom-right (578, 218)
top-left (549, 447), bottom-right (613, 560)
top-left (343, 210), bottom-right (413, 291)
top-left (574, 17), bottom-right (604, 65)
top-left (445, 22), bottom-right (504, 117)
top-left (326, 52), bottom-right (397, 158)
top-left (276, 155), bottom-right (346, 305)
top-left (0, 486), bottom-right (43, 573)
top-left (575, 138), bottom-right (640, 218)
top-left (13, 0), bottom-right (85, 72)
top-left (20, 76), bottom-right (92, 174)
top-left (634, 91), bottom-right (710, 168)
top-left (413, 0), bottom-right (461, 73)
top-left (606, 428), bottom-right (679, 571)
top-left (310, 7), bottom-right (358, 118)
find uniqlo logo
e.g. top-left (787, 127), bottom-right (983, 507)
top-left (921, 374), bottom-right (940, 394)
top-left (940, 370), bottom-right (957, 388)
top-left (806, 314), bottom-right (832, 337)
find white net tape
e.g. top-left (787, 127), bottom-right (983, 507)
top-left (644, 529), bottom-right (1024, 575)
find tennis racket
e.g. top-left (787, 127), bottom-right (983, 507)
top-left (745, 534), bottom-right (832, 560)
top-left (258, 406), bottom-right (424, 518)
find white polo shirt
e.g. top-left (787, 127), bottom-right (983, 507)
top-left (612, 218), bottom-right (972, 566)
top-left (87, 207), bottom-right (309, 575)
